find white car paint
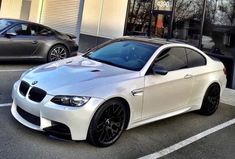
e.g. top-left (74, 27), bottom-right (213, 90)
top-left (11, 39), bottom-right (227, 141)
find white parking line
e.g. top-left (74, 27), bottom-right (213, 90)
top-left (0, 103), bottom-right (12, 107)
top-left (139, 118), bottom-right (235, 159)
top-left (0, 69), bottom-right (27, 72)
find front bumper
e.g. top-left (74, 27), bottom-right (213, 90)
top-left (11, 80), bottom-right (104, 140)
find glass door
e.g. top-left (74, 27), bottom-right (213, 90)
top-left (151, 11), bottom-right (172, 38)
top-left (151, 0), bottom-right (173, 38)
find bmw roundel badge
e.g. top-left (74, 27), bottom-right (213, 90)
top-left (32, 81), bottom-right (38, 85)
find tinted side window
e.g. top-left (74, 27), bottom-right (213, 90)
top-left (186, 49), bottom-right (206, 67)
top-left (156, 48), bottom-right (187, 71)
top-left (7, 24), bottom-right (31, 35)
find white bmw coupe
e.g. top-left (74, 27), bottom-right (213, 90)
top-left (11, 37), bottom-right (227, 147)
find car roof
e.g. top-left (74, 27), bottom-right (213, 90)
top-left (0, 18), bottom-right (54, 30)
top-left (119, 36), bottom-right (186, 46)
top-left (1, 18), bottom-right (35, 24)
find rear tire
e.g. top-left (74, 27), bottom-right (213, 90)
top-left (87, 99), bottom-right (127, 147)
top-left (47, 45), bottom-right (68, 62)
top-left (199, 83), bottom-right (220, 115)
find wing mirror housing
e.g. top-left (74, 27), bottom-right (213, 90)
top-left (152, 65), bottom-right (168, 75)
top-left (5, 32), bottom-right (16, 38)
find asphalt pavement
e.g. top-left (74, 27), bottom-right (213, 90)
top-left (0, 62), bottom-right (235, 159)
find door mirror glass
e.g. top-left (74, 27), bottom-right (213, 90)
top-left (152, 65), bottom-right (168, 75)
top-left (5, 32), bottom-right (16, 38)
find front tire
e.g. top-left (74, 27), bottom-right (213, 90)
top-left (47, 45), bottom-right (68, 62)
top-left (199, 83), bottom-right (220, 115)
top-left (87, 99), bottom-right (127, 147)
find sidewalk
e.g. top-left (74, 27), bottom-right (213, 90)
top-left (221, 88), bottom-right (235, 106)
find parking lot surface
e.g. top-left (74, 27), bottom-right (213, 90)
top-left (1, 62), bottom-right (235, 159)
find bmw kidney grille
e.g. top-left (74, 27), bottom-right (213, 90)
top-left (19, 81), bottom-right (47, 103)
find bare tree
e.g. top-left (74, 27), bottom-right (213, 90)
top-left (174, 0), bottom-right (204, 22)
top-left (219, 0), bottom-right (235, 26)
top-left (127, 0), bottom-right (152, 32)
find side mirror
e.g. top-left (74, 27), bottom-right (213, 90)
top-left (5, 32), bottom-right (16, 38)
top-left (86, 48), bottom-right (92, 52)
top-left (152, 65), bottom-right (168, 75)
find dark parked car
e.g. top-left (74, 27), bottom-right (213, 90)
top-left (0, 18), bottom-right (78, 62)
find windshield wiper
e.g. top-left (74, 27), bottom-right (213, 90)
top-left (83, 54), bottom-right (93, 59)
top-left (92, 58), bottom-right (117, 66)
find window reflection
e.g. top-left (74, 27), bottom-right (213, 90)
top-left (124, 0), bottom-right (235, 56)
top-left (151, 14), bottom-right (171, 38)
top-left (203, 0), bottom-right (235, 55)
top-left (125, 0), bottom-right (152, 36)
top-left (172, 0), bottom-right (204, 47)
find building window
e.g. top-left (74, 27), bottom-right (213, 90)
top-left (20, 0), bottom-right (32, 20)
top-left (125, 0), bottom-right (152, 36)
top-left (124, 0), bottom-right (235, 56)
top-left (172, 0), bottom-right (204, 47)
top-left (150, 0), bottom-right (173, 38)
top-left (203, 0), bottom-right (235, 55)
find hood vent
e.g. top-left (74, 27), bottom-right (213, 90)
top-left (90, 70), bottom-right (100, 72)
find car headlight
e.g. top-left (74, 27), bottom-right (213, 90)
top-left (51, 96), bottom-right (90, 107)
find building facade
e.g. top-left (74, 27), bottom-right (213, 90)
top-left (125, 0), bottom-right (235, 57)
top-left (0, 0), bottom-right (84, 39)
top-left (0, 0), bottom-right (234, 56)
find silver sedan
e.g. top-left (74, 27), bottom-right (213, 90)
top-left (11, 37), bottom-right (226, 147)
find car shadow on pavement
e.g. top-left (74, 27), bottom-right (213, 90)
top-left (1, 103), bottom-right (235, 159)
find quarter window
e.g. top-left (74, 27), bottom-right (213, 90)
top-left (37, 26), bottom-right (52, 36)
top-left (186, 49), bottom-right (206, 67)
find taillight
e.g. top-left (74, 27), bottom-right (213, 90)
top-left (223, 67), bottom-right (227, 75)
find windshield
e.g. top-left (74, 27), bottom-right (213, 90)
top-left (83, 40), bottom-right (159, 71)
top-left (0, 20), bottom-right (13, 31)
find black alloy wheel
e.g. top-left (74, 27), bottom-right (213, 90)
top-left (199, 83), bottom-right (220, 115)
top-left (88, 99), bottom-right (127, 147)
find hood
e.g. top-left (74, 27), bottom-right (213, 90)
top-left (22, 56), bottom-right (138, 95)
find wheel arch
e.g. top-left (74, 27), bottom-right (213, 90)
top-left (46, 43), bottom-right (70, 62)
top-left (198, 81), bottom-right (221, 115)
top-left (112, 97), bottom-right (131, 129)
top-left (48, 43), bottom-right (70, 53)
top-left (205, 81), bottom-right (221, 96)
top-left (91, 96), bottom-right (131, 130)
top-left (199, 81), bottom-right (221, 108)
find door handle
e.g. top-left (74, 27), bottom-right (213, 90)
top-left (184, 74), bottom-right (193, 79)
top-left (32, 40), bottom-right (38, 44)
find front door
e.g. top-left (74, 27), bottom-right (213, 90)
top-left (0, 23), bottom-right (39, 57)
top-left (142, 47), bottom-right (193, 119)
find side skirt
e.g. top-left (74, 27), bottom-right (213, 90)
top-left (127, 106), bottom-right (193, 130)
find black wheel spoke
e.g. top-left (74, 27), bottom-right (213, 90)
top-left (93, 101), bottom-right (126, 146)
top-left (112, 121), bottom-right (121, 128)
top-left (99, 129), bottom-right (106, 142)
top-left (96, 121), bottom-right (105, 130)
